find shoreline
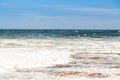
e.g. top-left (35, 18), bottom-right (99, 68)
top-left (0, 48), bottom-right (120, 80)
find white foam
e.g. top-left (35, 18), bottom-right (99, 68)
top-left (0, 48), bottom-right (71, 74)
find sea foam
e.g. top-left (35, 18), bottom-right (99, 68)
top-left (0, 48), bottom-right (72, 74)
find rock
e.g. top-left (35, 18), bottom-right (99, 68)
top-left (116, 74), bottom-right (120, 76)
top-left (89, 57), bottom-right (108, 60)
top-left (109, 66), bottom-right (120, 68)
top-left (51, 71), bottom-right (83, 76)
top-left (87, 73), bottom-right (107, 78)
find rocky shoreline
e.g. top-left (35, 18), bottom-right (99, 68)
top-left (1, 52), bottom-right (119, 80)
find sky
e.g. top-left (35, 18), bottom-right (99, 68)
top-left (0, 0), bottom-right (120, 29)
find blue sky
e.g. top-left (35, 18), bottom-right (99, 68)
top-left (0, 0), bottom-right (120, 29)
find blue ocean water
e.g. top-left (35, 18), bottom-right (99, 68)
top-left (0, 29), bottom-right (120, 39)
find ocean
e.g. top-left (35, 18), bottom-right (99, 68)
top-left (0, 29), bottom-right (120, 39)
top-left (0, 29), bottom-right (120, 80)
top-left (0, 29), bottom-right (120, 48)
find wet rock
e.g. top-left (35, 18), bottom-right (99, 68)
top-left (109, 65), bottom-right (120, 69)
top-left (50, 71), bottom-right (83, 76)
top-left (87, 73), bottom-right (107, 78)
top-left (116, 74), bottom-right (120, 76)
top-left (89, 57), bottom-right (108, 60)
